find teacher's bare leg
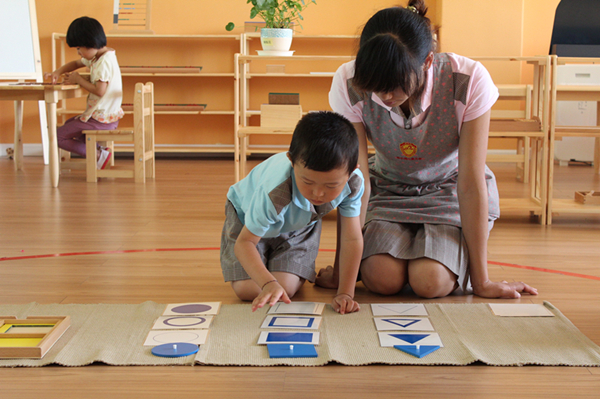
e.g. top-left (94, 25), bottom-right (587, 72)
top-left (408, 258), bottom-right (458, 298)
top-left (360, 254), bottom-right (408, 295)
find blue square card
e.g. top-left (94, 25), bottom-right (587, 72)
top-left (267, 344), bottom-right (318, 358)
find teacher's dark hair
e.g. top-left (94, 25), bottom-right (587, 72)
top-left (352, 1), bottom-right (434, 109)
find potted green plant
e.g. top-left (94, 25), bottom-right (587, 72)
top-left (226, 0), bottom-right (317, 54)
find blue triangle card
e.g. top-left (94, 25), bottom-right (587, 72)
top-left (394, 345), bottom-right (440, 358)
top-left (382, 318), bottom-right (420, 328)
top-left (267, 344), bottom-right (318, 358)
top-left (389, 333), bottom-right (430, 344)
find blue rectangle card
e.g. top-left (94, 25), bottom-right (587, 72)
top-left (258, 331), bottom-right (320, 345)
top-left (267, 344), bottom-right (318, 358)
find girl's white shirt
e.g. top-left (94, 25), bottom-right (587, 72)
top-left (80, 50), bottom-right (124, 123)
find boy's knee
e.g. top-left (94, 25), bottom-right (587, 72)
top-left (272, 272), bottom-right (304, 298)
top-left (231, 280), bottom-right (260, 301)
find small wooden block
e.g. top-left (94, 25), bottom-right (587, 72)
top-left (260, 104), bottom-right (303, 128)
top-left (574, 191), bottom-right (600, 205)
top-left (269, 92), bottom-right (299, 104)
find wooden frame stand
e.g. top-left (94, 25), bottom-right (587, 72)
top-left (0, 316), bottom-right (71, 359)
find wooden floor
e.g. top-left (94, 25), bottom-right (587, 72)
top-left (1, 156), bottom-right (599, 399)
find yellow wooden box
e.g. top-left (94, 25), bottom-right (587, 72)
top-left (0, 316), bottom-right (70, 359)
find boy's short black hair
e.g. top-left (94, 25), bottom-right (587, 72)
top-left (66, 17), bottom-right (107, 49)
top-left (288, 111), bottom-right (359, 175)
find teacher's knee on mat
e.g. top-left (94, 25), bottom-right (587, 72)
top-left (360, 254), bottom-right (408, 295)
top-left (408, 258), bottom-right (459, 298)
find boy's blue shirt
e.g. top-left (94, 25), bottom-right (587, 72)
top-left (227, 152), bottom-right (364, 238)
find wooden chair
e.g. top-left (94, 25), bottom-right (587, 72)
top-left (84, 82), bottom-right (155, 183)
top-left (236, 104), bottom-right (303, 179)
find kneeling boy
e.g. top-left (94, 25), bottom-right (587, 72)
top-left (220, 111), bottom-right (364, 314)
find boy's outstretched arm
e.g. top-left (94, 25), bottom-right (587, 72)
top-left (316, 121), bottom-right (370, 290)
top-left (234, 226), bottom-right (291, 311)
top-left (332, 215), bottom-right (363, 314)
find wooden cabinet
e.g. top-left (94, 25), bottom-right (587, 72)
top-left (547, 56), bottom-right (600, 223)
top-left (52, 33), bottom-right (242, 154)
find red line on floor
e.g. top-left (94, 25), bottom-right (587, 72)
top-left (488, 260), bottom-right (600, 281)
top-left (0, 247), bottom-right (220, 261)
top-left (1, 248), bottom-right (599, 281)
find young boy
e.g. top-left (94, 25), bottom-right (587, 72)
top-left (220, 111), bottom-right (364, 314)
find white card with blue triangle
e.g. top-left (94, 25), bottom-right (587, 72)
top-left (374, 317), bottom-right (434, 331)
top-left (371, 303), bottom-right (428, 317)
top-left (378, 332), bottom-right (443, 348)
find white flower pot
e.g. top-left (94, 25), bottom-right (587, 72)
top-left (260, 28), bottom-right (293, 52)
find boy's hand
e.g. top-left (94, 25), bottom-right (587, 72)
top-left (251, 281), bottom-right (291, 312)
top-left (315, 265), bottom-right (339, 289)
top-left (332, 293), bottom-right (360, 315)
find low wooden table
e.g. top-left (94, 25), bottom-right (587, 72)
top-left (0, 83), bottom-right (84, 187)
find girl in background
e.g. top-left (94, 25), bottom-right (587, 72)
top-left (46, 16), bottom-right (123, 170)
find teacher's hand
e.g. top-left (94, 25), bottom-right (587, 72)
top-left (473, 279), bottom-right (538, 299)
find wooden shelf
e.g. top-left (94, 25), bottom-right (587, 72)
top-left (550, 199), bottom-right (600, 214)
top-left (57, 109), bottom-right (233, 116)
top-left (121, 73), bottom-right (234, 77)
top-left (548, 55), bottom-right (600, 223)
top-left (52, 32), bottom-right (241, 154)
top-left (247, 73), bottom-right (336, 77)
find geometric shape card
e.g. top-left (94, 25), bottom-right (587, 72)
top-left (163, 302), bottom-right (221, 316)
top-left (261, 315), bottom-right (322, 330)
top-left (257, 331), bottom-right (320, 345)
top-left (267, 302), bottom-right (325, 315)
top-left (144, 329), bottom-right (209, 346)
top-left (488, 303), bottom-right (554, 317)
top-left (373, 317), bottom-right (434, 331)
top-left (371, 303), bottom-right (428, 317)
top-left (267, 343), bottom-right (318, 358)
top-left (378, 332), bottom-right (443, 348)
top-left (152, 315), bottom-right (213, 330)
top-left (394, 345), bottom-right (440, 358)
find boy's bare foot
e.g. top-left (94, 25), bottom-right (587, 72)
top-left (315, 265), bottom-right (339, 289)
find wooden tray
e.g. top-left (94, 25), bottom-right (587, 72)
top-left (0, 316), bottom-right (70, 359)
